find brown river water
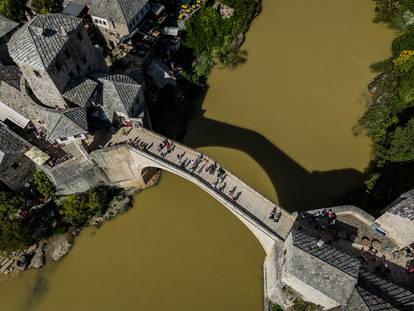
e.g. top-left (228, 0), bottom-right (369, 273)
top-left (0, 1), bottom-right (393, 310)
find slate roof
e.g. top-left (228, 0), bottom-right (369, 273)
top-left (89, 0), bottom-right (149, 26)
top-left (46, 107), bottom-right (88, 142)
top-left (0, 15), bottom-right (18, 38)
top-left (61, 73), bottom-right (144, 121)
top-left (0, 81), bottom-right (49, 127)
top-left (97, 74), bottom-right (143, 120)
top-left (357, 270), bottom-right (414, 310)
top-left (0, 64), bottom-right (21, 90)
top-left (0, 122), bottom-right (31, 154)
top-left (8, 14), bottom-right (82, 70)
top-left (63, 78), bottom-right (98, 107)
top-left (387, 190), bottom-right (414, 221)
top-left (291, 229), bottom-right (361, 277)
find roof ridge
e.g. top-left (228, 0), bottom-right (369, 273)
top-left (27, 23), bottom-right (47, 69)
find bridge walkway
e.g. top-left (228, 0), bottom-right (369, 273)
top-left (106, 127), bottom-right (296, 241)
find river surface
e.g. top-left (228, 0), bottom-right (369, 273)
top-left (0, 1), bottom-right (393, 310)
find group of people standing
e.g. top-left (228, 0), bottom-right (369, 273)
top-left (125, 135), bottom-right (245, 203)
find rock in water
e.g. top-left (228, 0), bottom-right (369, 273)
top-left (52, 240), bottom-right (72, 261)
top-left (30, 246), bottom-right (45, 269)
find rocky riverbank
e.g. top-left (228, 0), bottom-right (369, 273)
top-left (0, 187), bottom-right (142, 284)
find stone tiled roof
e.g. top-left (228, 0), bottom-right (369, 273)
top-left (0, 81), bottom-right (49, 127)
top-left (94, 73), bottom-right (143, 121)
top-left (46, 107), bottom-right (88, 142)
top-left (89, 0), bottom-right (148, 25)
top-left (291, 229), bottom-right (361, 277)
top-left (0, 15), bottom-right (18, 38)
top-left (8, 14), bottom-right (82, 70)
top-left (344, 287), bottom-right (370, 311)
top-left (0, 64), bottom-right (21, 90)
top-left (388, 191), bottom-right (414, 221)
top-left (0, 122), bottom-right (31, 154)
top-left (63, 78), bottom-right (98, 107)
top-left (357, 270), bottom-right (414, 310)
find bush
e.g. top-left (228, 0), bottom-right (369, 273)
top-left (33, 171), bottom-right (56, 199)
top-left (0, 0), bottom-right (25, 22)
top-left (0, 191), bottom-right (24, 219)
top-left (59, 190), bottom-right (104, 226)
top-left (31, 0), bottom-right (60, 14)
top-left (0, 220), bottom-right (32, 252)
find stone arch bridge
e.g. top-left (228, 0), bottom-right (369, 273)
top-left (91, 127), bottom-right (296, 253)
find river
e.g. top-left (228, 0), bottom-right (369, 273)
top-left (0, 0), bottom-right (394, 310)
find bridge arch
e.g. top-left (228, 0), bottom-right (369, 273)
top-left (102, 127), bottom-right (295, 254)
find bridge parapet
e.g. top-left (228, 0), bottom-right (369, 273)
top-left (106, 127), bottom-right (296, 242)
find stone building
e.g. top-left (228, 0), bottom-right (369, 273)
top-left (88, 0), bottom-right (150, 48)
top-left (0, 122), bottom-right (36, 191)
top-left (8, 14), bottom-right (106, 110)
top-left (0, 15), bottom-right (18, 65)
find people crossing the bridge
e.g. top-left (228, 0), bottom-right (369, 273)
top-left (108, 127), bottom-right (295, 241)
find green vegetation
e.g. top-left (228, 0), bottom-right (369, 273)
top-left (33, 171), bottom-right (56, 199)
top-left (31, 0), bottom-right (60, 14)
top-left (0, 0), bottom-right (25, 21)
top-left (352, 1), bottom-right (414, 209)
top-left (59, 190), bottom-right (106, 226)
top-left (270, 303), bottom-right (283, 311)
top-left (0, 191), bottom-right (31, 252)
top-left (292, 298), bottom-right (319, 311)
top-left (183, 0), bottom-right (258, 81)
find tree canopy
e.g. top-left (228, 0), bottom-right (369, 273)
top-left (31, 0), bottom-right (60, 14)
top-left (0, 0), bottom-right (25, 21)
top-left (33, 171), bottom-right (56, 199)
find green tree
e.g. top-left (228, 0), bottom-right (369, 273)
top-left (388, 119), bottom-right (414, 162)
top-left (0, 0), bottom-right (24, 21)
top-left (0, 191), bottom-right (24, 219)
top-left (31, 0), bottom-right (59, 14)
top-left (59, 190), bottom-right (103, 226)
top-left (33, 171), bottom-right (56, 199)
top-left (0, 220), bottom-right (32, 252)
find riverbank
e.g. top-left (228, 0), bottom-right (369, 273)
top-left (0, 186), bottom-right (148, 284)
top-left (344, 0), bottom-right (414, 213)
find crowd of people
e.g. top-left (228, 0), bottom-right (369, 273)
top-left (125, 136), bottom-right (245, 203)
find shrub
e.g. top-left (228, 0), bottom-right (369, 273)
top-left (59, 190), bottom-right (104, 226)
top-left (33, 171), bottom-right (56, 199)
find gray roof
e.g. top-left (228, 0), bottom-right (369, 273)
top-left (89, 0), bottom-right (149, 25)
top-left (63, 78), bottom-right (98, 107)
top-left (46, 107), bottom-right (88, 141)
top-left (8, 14), bottom-right (82, 70)
top-left (0, 122), bottom-right (31, 154)
top-left (97, 74), bottom-right (143, 121)
top-left (0, 15), bottom-right (18, 38)
top-left (387, 190), bottom-right (414, 221)
top-left (357, 270), bottom-right (414, 310)
top-left (292, 229), bottom-right (361, 277)
top-left (62, 1), bottom-right (86, 16)
top-left (0, 64), bottom-right (21, 90)
top-left (0, 81), bottom-right (50, 127)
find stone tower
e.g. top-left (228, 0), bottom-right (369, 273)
top-left (8, 14), bottom-right (106, 109)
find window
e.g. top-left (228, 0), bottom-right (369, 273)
top-left (65, 49), bottom-right (71, 59)
top-left (74, 134), bottom-right (83, 139)
top-left (34, 70), bottom-right (41, 78)
top-left (77, 31), bottom-right (83, 41)
top-left (76, 64), bottom-right (81, 73)
top-left (102, 20), bottom-right (107, 26)
top-left (60, 137), bottom-right (68, 141)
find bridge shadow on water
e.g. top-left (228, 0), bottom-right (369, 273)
top-left (183, 94), bottom-right (365, 213)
